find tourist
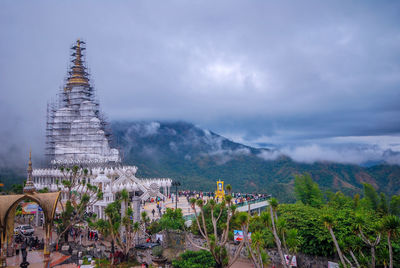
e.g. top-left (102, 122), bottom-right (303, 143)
top-left (21, 239), bottom-right (27, 263)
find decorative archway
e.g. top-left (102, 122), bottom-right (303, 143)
top-left (0, 192), bottom-right (60, 267)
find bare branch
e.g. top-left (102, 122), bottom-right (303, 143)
top-left (185, 233), bottom-right (209, 251)
top-left (228, 239), bottom-right (245, 267)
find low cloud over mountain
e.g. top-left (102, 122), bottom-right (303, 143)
top-left (111, 121), bottom-right (400, 201)
top-left (114, 121), bottom-right (400, 167)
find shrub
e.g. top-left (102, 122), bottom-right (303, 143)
top-left (152, 245), bottom-right (163, 258)
top-left (159, 208), bottom-right (185, 231)
top-left (172, 250), bottom-right (215, 268)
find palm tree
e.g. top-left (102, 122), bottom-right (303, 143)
top-left (277, 218), bottom-right (289, 254)
top-left (269, 198), bottom-right (287, 268)
top-left (120, 189), bottom-right (129, 218)
top-left (322, 214), bottom-right (346, 268)
top-left (354, 216), bottom-right (380, 268)
top-left (285, 228), bottom-right (300, 267)
top-left (381, 215), bottom-right (400, 268)
top-left (104, 202), bottom-right (120, 265)
top-left (187, 187), bottom-right (245, 268)
top-left (238, 212), bottom-right (266, 268)
top-left (93, 218), bottom-right (111, 249)
top-left (225, 184), bottom-right (232, 195)
top-left (141, 211), bottom-right (150, 229)
top-left (121, 206), bottom-right (140, 261)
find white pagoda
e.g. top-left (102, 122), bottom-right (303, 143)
top-left (32, 40), bottom-right (171, 219)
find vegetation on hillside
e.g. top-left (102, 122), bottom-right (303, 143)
top-left (111, 121), bottom-right (400, 202)
top-left (179, 174), bottom-right (400, 267)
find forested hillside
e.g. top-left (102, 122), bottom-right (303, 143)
top-left (111, 121), bottom-right (400, 202)
top-left (2, 120), bottom-right (399, 200)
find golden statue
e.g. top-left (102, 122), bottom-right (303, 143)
top-left (215, 180), bottom-right (225, 200)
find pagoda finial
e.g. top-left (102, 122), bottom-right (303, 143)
top-left (75, 39), bottom-right (82, 66)
top-left (28, 149), bottom-right (32, 171)
top-left (65, 39), bottom-right (89, 89)
top-left (24, 149), bottom-right (36, 194)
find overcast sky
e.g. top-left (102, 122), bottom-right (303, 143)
top-left (1, 1), bottom-right (400, 166)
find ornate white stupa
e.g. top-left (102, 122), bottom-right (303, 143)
top-left (32, 40), bottom-right (171, 218)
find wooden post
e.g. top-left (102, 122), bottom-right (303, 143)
top-left (0, 229), bottom-right (6, 267)
top-left (43, 222), bottom-right (51, 268)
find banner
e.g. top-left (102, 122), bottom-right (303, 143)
top-left (21, 202), bottom-right (39, 214)
top-left (284, 255), bottom-right (297, 267)
top-left (328, 262), bottom-right (339, 268)
top-left (233, 230), bottom-right (251, 241)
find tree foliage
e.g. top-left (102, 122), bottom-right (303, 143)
top-left (55, 166), bottom-right (101, 243)
top-left (159, 208), bottom-right (185, 231)
top-left (187, 186), bottom-right (244, 268)
top-left (288, 175), bottom-right (400, 267)
top-left (294, 173), bottom-right (323, 208)
top-left (363, 183), bottom-right (380, 211)
top-left (92, 191), bottom-right (142, 264)
top-left (172, 250), bottom-right (216, 268)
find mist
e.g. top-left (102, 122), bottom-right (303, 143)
top-left (1, 1), bottom-right (400, 167)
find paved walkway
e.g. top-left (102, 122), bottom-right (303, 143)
top-left (231, 257), bottom-right (255, 268)
top-left (6, 250), bottom-right (72, 268)
top-left (143, 197), bottom-right (210, 220)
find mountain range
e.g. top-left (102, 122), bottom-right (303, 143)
top-left (1, 121), bottom-right (399, 201)
top-left (111, 121), bottom-right (400, 202)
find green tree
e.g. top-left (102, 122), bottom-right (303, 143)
top-left (103, 201), bottom-right (120, 265)
top-left (285, 228), bottom-right (300, 267)
top-left (238, 212), bottom-right (268, 268)
top-left (268, 198), bottom-right (288, 268)
top-left (56, 166), bottom-right (101, 243)
top-left (294, 173), bottom-right (323, 208)
top-left (11, 183), bottom-right (23, 194)
top-left (353, 193), bottom-right (360, 210)
top-left (95, 192), bottom-right (142, 264)
top-left (389, 195), bottom-right (400, 216)
top-left (322, 214), bottom-right (346, 267)
top-left (327, 191), bottom-right (353, 210)
top-left (381, 215), bottom-right (400, 268)
top-left (362, 183), bottom-right (380, 211)
top-left (38, 187), bottom-right (49, 193)
top-left (187, 185), bottom-right (244, 268)
top-left (353, 215), bottom-right (380, 268)
top-left (159, 207), bottom-right (185, 231)
top-left (172, 250), bottom-right (216, 268)
top-left (378, 193), bottom-right (389, 215)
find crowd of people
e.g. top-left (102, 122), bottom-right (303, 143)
top-left (169, 190), bottom-right (270, 204)
top-left (87, 229), bottom-right (99, 241)
top-left (144, 190), bottom-right (271, 218)
top-left (13, 235), bottom-right (43, 257)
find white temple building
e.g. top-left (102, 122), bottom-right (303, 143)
top-left (32, 40), bottom-right (172, 219)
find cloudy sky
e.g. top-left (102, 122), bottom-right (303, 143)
top-left (1, 1), bottom-right (400, 166)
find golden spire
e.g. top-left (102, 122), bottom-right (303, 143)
top-left (24, 149), bottom-right (36, 194)
top-left (27, 149), bottom-right (32, 173)
top-left (65, 39), bottom-right (90, 89)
